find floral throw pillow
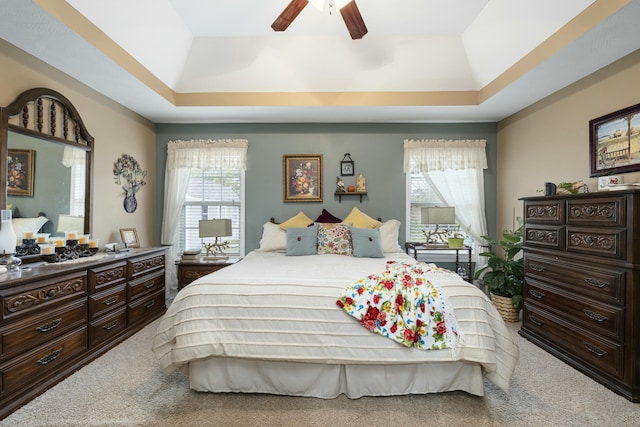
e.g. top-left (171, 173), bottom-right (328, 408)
top-left (317, 223), bottom-right (353, 256)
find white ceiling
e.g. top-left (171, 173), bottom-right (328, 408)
top-left (1, 0), bottom-right (639, 123)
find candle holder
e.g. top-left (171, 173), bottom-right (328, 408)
top-left (16, 238), bottom-right (42, 257)
top-left (40, 239), bottom-right (99, 263)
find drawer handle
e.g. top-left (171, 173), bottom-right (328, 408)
top-left (36, 318), bottom-right (62, 332)
top-left (103, 296), bottom-right (119, 306)
top-left (529, 289), bottom-right (545, 299)
top-left (529, 315), bottom-right (545, 326)
top-left (583, 309), bottom-right (609, 322)
top-left (584, 342), bottom-right (607, 357)
top-left (144, 280), bottom-right (155, 289)
top-left (145, 300), bottom-right (155, 309)
top-left (103, 320), bottom-right (119, 330)
top-left (46, 289), bottom-right (57, 298)
top-left (530, 264), bottom-right (545, 272)
top-left (37, 348), bottom-right (62, 365)
top-left (585, 278), bottom-right (608, 288)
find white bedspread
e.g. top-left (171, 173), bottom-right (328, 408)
top-left (153, 251), bottom-right (519, 392)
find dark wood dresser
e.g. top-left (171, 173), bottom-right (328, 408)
top-left (519, 191), bottom-right (640, 402)
top-left (0, 247), bottom-right (166, 419)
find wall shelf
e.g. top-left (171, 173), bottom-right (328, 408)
top-left (334, 191), bottom-right (367, 203)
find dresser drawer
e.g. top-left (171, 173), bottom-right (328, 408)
top-left (1, 273), bottom-right (86, 321)
top-left (567, 196), bottom-right (626, 227)
top-left (88, 284), bottom-right (126, 320)
top-left (88, 262), bottom-right (127, 293)
top-left (127, 289), bottom-right (165, 327)
top-left (128, 270), bottom-right (164, 301)
top-left (0, 327), bottom-right (87, 398)
top-left (88, 307), bottom-right (127, 348)
top-left (524, 303), bottom-right (624, 379)
top-left (523, 224), bottom-right (565, 251)
top-left (0, 299), bottom-right (86, 362)
top-left (524, 253), bottom-right (626, 304)
top-left (566, 227), bottom-right (626, 260)
top-left (526, 278), bottom-right (624, 341)
top-left (524, 199), bottom-right (564, 225)
top-left (128, 254), bottom-right (165, 280)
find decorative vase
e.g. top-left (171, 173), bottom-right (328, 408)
top-left (447, 237), bottom-right (464, 248)
top-left (124, 192), bottom-right (138, 213)
top-left (490, 293), bottom-right (520, 323)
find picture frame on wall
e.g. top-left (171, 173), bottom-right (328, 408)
top-left (590, 102), bottom-right (640, 177)
top-left (119, 228), bottom-right (140, 248)
top-left (7, 148), bottom-right (35, 197)
top-left (340, 153), bottom-right (354, 176)
top-left (283, 154), bottom-right (323, 202)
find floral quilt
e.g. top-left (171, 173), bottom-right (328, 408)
top-left (337, 261), bottom-right (461, 350)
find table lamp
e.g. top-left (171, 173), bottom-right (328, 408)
top-left (0, 209), bottom-right (21, 270)
top-left (199, 219), bottom-right (232, 259)
top-left (421, 206), bottom-right (455, 246)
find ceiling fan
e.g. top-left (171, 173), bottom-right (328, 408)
top-left (271, 0), bottom-right (368, 40)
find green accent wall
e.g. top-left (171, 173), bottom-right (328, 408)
top-left (155, 123), bottom-right (498, 253)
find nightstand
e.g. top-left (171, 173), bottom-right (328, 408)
top-left (177, 257), bottom-right (241, 290)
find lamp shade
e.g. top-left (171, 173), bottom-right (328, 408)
top-left (421, 207), bottom-right (455, 225)
top-left (0, 210), bottom-right (17, 254)
top-left (199, 219), bottom-right (232, 238)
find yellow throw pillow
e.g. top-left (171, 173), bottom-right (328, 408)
top-left (342, 207), bottom-right (382, 229)
top-left (279, 211), bottom-right (314, 230)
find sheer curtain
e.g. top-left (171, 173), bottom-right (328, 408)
top-left (161, 139), bottom-right (248, 299)
top-left (403, 139), bottom-right (488, 269)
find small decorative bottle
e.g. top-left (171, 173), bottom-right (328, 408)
top-left (356, 173), bottom-right (366, 192)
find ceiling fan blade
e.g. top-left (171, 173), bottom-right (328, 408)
top-left (339, 1), bottom-right (368, 39)
top-left (271, 0), bottom-right (309, 32)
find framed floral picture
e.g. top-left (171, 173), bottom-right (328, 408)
top-left (7, 149), bottom-right (35, 196)
top-left (283, 154), bottom-right (323, 202)
top-left (590, 102), bottom-right (640, 176)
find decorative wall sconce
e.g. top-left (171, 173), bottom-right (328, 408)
top-left (340, 153), bottom-right (354, 176)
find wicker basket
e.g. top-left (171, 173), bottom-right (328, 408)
top-left (490, 293), bottom-right (520, 322)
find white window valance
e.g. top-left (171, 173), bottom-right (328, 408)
top-left (167, 139), bottom-right (248, 170)
top-left (403, 139), bottom-right (487, 172)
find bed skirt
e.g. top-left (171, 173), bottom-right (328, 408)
top-left (189, 357), bottom-right (485, 399)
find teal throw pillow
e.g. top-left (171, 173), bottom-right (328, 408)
top-left (350, 226), bottom-right (384, 258)
top-left (286, 224), bottom-right (318, 256)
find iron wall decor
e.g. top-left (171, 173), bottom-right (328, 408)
top-left (590, 102), bottom-right (640, 176)
top-left (283, 154), bottom-right (323, 202)
top-left (113, 153), bottom-right (147, 213)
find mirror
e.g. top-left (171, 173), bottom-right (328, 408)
top-left (7, 132), bottom-right (86, 235)
top-left (0, 88), bottom-right (93, 261)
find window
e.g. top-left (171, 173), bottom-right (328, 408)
top-left (406, 164), bottom-right (460, 243)
top-left (178, 168), bottom-right (243, 255)
top-left (69, 164), bottom-right (85, 216)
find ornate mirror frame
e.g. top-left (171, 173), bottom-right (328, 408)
top-left (0, 87), bottom-right (94, 235)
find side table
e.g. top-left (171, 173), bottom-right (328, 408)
top-left (177, 257), bottom-right (241, 290)
top-left (405, 242), bottom-right (473, 283)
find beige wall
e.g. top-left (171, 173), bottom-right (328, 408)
top-left (497, 48), bottom-right (640, 234)
top-left (0, 40), bottom-right (158, 246)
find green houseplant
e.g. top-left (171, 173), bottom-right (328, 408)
top-left (474, 220), bottom-right (524, 316)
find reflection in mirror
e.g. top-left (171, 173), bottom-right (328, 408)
top-left (7, 132), bottom-right (85, 236)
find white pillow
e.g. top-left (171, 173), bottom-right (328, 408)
top-left (12, 216), bottom-right (49, 237)
top-left (256, 221), bottom-right (287, 252)
top-left (379, 219), bottom-right (403, 253)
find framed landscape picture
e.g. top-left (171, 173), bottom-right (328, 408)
top-left (7, 149), bottom-right (35, 197)
top-left (283, 154), bottom-right (323, 202)
top-left (590, 102), bottom-right (640, 176)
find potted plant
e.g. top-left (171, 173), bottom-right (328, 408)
top-left (473, 219), bottom-right (524, 322)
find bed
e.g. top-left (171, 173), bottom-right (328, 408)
top-left (153, 213), bottom-right (519, 399)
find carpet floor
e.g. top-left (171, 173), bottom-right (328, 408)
top-left (2, 320), bottom-right (640, 427)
